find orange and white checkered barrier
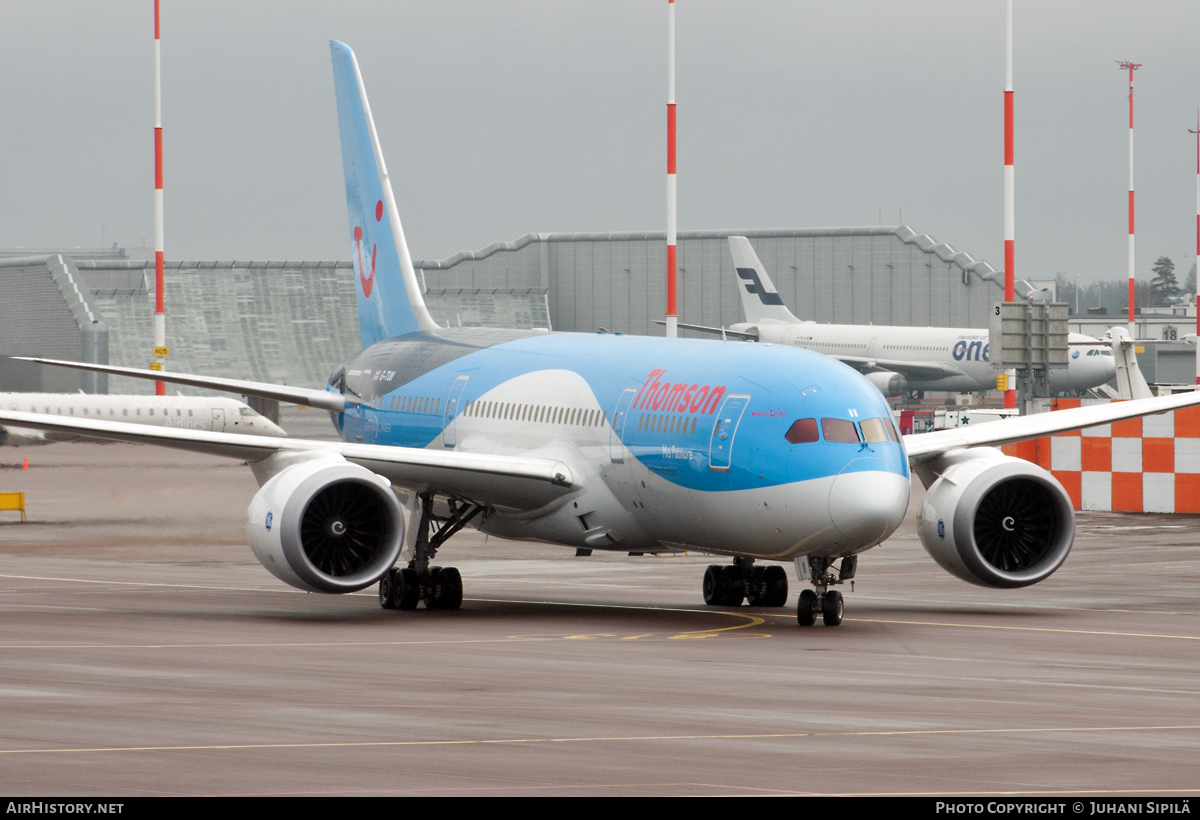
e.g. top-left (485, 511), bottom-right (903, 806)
top-left (1000, 398), bottom-right (1200, 513)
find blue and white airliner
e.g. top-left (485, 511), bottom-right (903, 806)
top-left (671, 237), bottom-right (1116, 398)
top-left (5, 42), bottom-right (1199, 627)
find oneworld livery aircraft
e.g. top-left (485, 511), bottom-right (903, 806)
top-left (669, 237), bottom-right (1116, 398)
top-left (4, 42), bottom-right (1200, 627)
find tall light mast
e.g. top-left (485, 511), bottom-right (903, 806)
top-left (1119, 60), bottom-right (1141, 338)
top-left (152, 0), bottom-right (167, 394)
top-left (665, 0), bottom-right (678, 338)
top-left (1002, 0), bottom-right (1016, 410)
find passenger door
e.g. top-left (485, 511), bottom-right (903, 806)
top-left (211, 407), bottom-right (225, 433)
top-left (708, 394), bottom-right (750, 472)
top-left (609, 388), bottom-right (637, 463)
top-left (442, 375), bottom-right (469, 447)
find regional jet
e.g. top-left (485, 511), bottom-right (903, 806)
top-left (3, 42), bottom-right (1198, 627)
top-left (669, 236), bottom-right (1115, 397)
top-left (0, 393), bottom-right (284, 445)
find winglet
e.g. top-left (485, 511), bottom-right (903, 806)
top-left (727, 236), bottom-right (803, 325)
top-left (1105, 327), bottom-right (1154, 400)
top-left (330, 41), bottom-right (438, 345)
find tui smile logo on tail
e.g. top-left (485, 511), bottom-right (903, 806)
top-left (354, 199), bottom-right (384, 297)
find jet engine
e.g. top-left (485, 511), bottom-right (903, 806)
top-left (245, 457), bottom-right (404, 593)
top-left (916, 448), bottom-right (1074, 588)
top-left (864, 371), bottom-right (908, 397)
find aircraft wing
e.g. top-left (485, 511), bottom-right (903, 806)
top-left (653, 321), bottom-right (759, 340)
top-left (8, 356), bottom-right (347, 412)
top-left (904, 391), bottom-right (1200, 462)
top-left (0, 409), bottom-right (573, 511)
top-left (836, 355), bottom-right (965, 381)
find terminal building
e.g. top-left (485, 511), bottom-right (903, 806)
top-left (2, 226), bottom-right (1195, 394)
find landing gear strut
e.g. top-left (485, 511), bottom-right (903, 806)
top-left (796, 555), bottom-right (856, 626)
top-left (702, 557), bottom-right (788, 607)
top-left (379, 493), bottom-right (483, 611)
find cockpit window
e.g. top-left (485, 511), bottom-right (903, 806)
top-left (821, 418), bottom-right (861, 443)
top-left (784, 418), bottom-right (819, 444)
top-left (860, 417), bottom-right (890, 443)
top-left (240, 407), bottom-right (259, 416)
top-left (883, 418), bottom-right (900, 442)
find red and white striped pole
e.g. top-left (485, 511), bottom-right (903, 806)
top-left (664, 0), bottom-right (678, 338)
top-left (152, 0), bottom-right (166, 394)
top-left (1002, 0), bottom-right (1017, 409)
top-left (1119, 61), bottom-right (1141, 338)
top-left (1191, 111), bottom-right (1199, 384)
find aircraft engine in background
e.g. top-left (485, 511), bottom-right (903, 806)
top-left (916, 448), bottom-right (1074, 588)
top-left (246, 457), bottom-right (404, 593)
top-left (864, 371), bottom-right (908, 397)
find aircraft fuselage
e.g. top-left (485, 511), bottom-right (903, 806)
top-left (328, 329), bottom-right (911, 560)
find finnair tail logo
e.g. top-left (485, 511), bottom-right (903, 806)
top-left (353, 199), bottom-right (384, 297)
top-left (736, 267), bottom-right (784, 305)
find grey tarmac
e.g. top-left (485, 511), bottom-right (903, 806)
top-left (0, 428), bottom-right (1197, 797)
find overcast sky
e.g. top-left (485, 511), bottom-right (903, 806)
top-left (2, 1), bottom-right (1199, 285)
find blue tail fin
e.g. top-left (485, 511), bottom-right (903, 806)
top-left (330, 40), bottom-right (438, 346)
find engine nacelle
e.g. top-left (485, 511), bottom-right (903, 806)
top-left (916, 449), bottom-right (1074, 588)
top-left (245, 457), bottom-right (404, 593)
top-left (864, 371), bottom-right (908, 397)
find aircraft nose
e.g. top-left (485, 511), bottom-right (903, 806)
top-left (827, 460), bottom-right (909, 548)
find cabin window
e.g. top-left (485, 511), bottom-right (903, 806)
top-left (821, 418), bottom-right (861, 443)
top-left (860, 417), bottom-right (890, 443)
top-left (784, 418), bottom-right (819, 444)
top-left (149, 409), bottom-right (154, 416)
top-left (123, 409), bottom-right (128, 416)
top-left (688, 417), bottom-right (695, 434)
top-left (188, 409), bottom-right (193, 417)
top-left (136, 409), bottom-right (141, 416)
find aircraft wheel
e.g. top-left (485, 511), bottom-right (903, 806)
top-left (423, 566), bottom-right (444, 609)
top-left (436, 567), bottom-right (463, 611)
top-left (744, 566), bottom-right (766, 606)
top-left (822, 589), bottom-right (844, 626)
top-left (797, 589), bottom-right (817, 626)
top-left (395, 567), bottom-right (421, 610)
top-left (762, 565), bottom-right (789, 607)
top-left (378, 568), bottom-right (398, 610)
top-left (719, 565), bottom-right (745, 606)
top-left (702, 565), bottom-right (723, 605)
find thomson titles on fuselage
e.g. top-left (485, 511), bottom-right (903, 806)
top-left (632, 369), bottom-right (727, 415)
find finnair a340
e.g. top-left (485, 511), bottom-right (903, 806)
top-left (671, 236), bottom-right (1116, 398)
top-left (4, 42), bottom-right (1197, 627)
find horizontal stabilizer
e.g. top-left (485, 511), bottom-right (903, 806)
top-left (9, 357), bottom-right (346, 413)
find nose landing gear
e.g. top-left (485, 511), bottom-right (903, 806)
top-left (702, 558), bottom-right (789, 607)
top-left (796, 555), bottom-right (855, 626)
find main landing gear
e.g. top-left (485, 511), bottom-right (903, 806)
top-left (796, 555), bottom-right (856, 627)
top-left (702, 558), bottom-right (789, 607)
top-left (379, 493), bottom-right (483, 612)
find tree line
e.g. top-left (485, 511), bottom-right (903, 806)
top-left (1055, 257), bottom-right (1196, 314)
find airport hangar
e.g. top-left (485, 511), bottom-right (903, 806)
top-left (1, 224), bottom-right (1194, 397)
